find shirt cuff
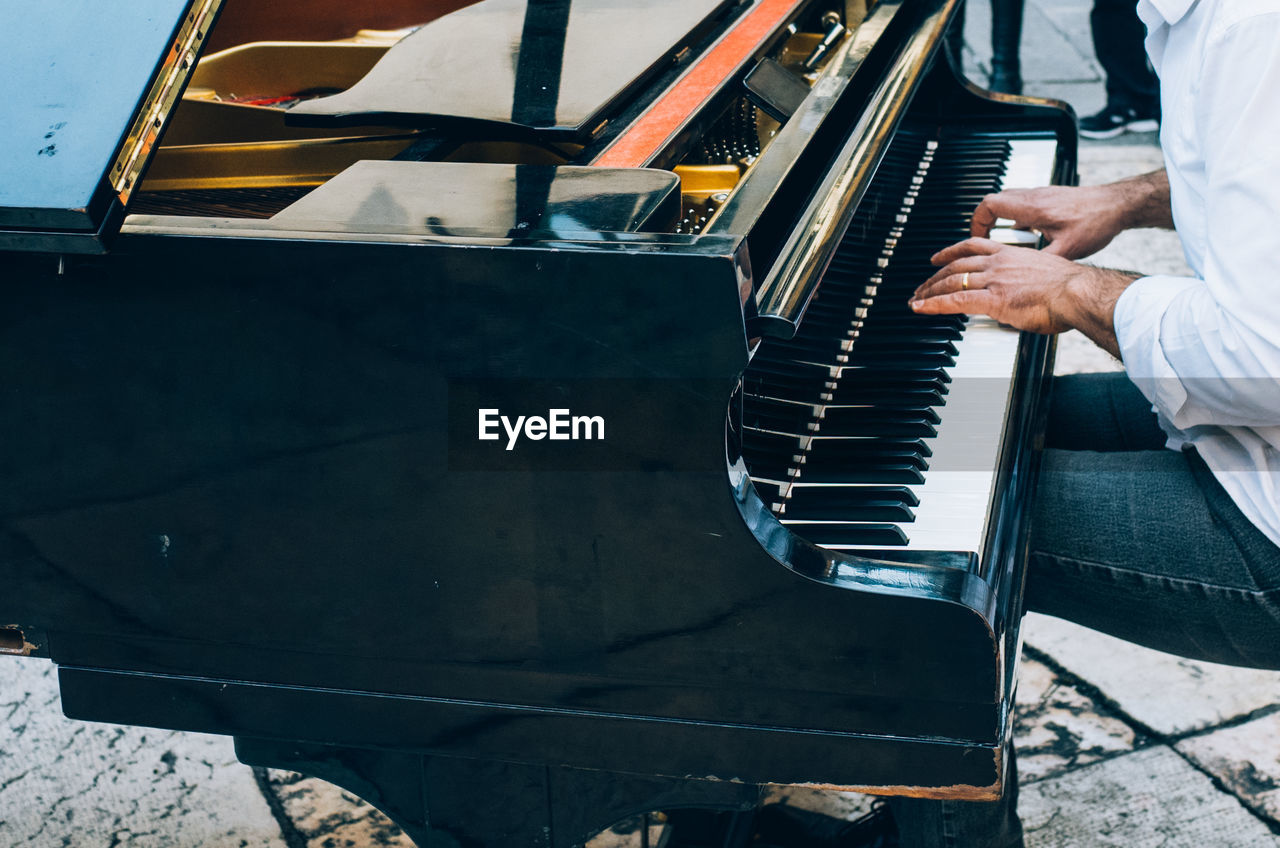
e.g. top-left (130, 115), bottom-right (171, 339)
top-left (1112, 274), bottom-right (1202, 420)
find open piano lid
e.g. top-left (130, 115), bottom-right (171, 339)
top-left (287, 0), bottom-right (734, 139)
top-left (0, 0), bottom-right (221, 254)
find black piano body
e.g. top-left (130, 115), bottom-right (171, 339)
top-left (0, 0), bottom-right (1076, 844)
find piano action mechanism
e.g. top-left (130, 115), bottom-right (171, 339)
top-left (0, 0), bottom-right (1076, 844)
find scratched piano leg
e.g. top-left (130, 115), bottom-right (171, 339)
top-left (233, 737), bottom-right (762, 847)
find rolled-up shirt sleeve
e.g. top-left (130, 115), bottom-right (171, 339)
top-left (1113, 15), bottom-right (1280, 432)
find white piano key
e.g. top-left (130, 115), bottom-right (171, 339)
top-left (991, 138), bottom-right (1059, 245)
top-left (1001, 138), bottom-right (1058, 190)
top-left (989, 226), bottom-right (1041, 246)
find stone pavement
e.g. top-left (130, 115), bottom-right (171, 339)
top-left (5, 2), bottom-right (1280, 846)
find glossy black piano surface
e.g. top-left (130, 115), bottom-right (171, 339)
top-left (0, 0), bottom-right (1076, 844)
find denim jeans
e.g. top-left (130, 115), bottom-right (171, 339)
top-left (889, 372), bottom-right (1280, 847)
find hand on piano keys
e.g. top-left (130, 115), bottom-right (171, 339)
top-left (908, 234), bottom-right (1140, 358)
top-left (967, 183), bottom-right (1143, 260)
top-left (908, 172), bottom-right (1167, 347)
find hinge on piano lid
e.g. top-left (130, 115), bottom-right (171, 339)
top-left (109, 0), bottom-right (223, 205)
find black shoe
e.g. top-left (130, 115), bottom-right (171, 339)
top-left (1079, 102), bottom-right (1159, 139)
top-left (988, 66), bottom-right (1022, 95)
top-left (753, 802), bottom-right (899, 848)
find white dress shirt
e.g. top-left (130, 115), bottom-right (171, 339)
top-left (1113, 0), bottom-right (1280, 546)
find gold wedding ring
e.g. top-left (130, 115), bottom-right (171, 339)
top-left (961, 271), bottom-right (970, 290)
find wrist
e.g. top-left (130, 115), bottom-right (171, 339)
top-left (1105, 170), bottom-right (1172, 230)
top-left (1056, 266), bottom-right (1140, 357)
top-left (1063, 265), bottom-right (1138, 319)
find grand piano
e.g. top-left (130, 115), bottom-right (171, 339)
top-left (0, 0), bottom-right (1075, 844)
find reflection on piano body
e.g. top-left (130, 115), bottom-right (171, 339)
top-left (0, 0), bottom-right (1076, 844)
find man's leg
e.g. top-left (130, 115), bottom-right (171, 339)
top-left (1028, 445), bottom-right (1280, 668)
top-left (1044, 371), bottom-right (1166, 453)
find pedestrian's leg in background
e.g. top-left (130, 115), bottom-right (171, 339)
top-left (1081, 0), bottom-right (1160, 136)
top-left (1090, 0), bottom-right (1159, 110)
top-left (989, 0), bottom-right (1024, 94)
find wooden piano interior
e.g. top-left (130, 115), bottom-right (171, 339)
top-left (0, 1), bottom-right (1077, 845)
top-left (135, 0), bottom-right (870, 229)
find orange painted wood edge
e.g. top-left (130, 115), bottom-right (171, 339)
top-left (591, 0), bottom-right (805, 169)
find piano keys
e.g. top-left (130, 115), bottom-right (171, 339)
top-left (743, 132), bottom-right (1060, 561)
top-left (0, 0), bottom-right (1077, 844)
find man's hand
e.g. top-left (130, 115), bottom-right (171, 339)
top-left (909, 238), bottom-right (1139, 358)
top-left (970, 170), bottom-right (1173, 260)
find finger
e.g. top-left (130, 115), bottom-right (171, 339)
top-left (913, 256), bottom-right (989, 300)
top-left (970, 191), bottom-right (1037, 238)
top-left (908, 289), bottom-right (996, 317)
top-left (1039, 236), bottom-right (1074, 257)
top-left (930, 237), bottom-right (1004, 266)
top-left (911, 271), bottom-right (981, 303)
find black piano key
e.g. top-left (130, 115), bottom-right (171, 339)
top-left (852, 338), bottom-right (960, 356)
top-left (742, 428), bottom-right (806, 455)
top-left (783, 497), bottom-right (915, 523)
top-left (742, 404), bottom-right (815, 434)
top-left (749, 463), bottom-right (801, 483)
top-left (741, 398), bottom-right (946, 438)
top-left (779, 522), bottom-right (909, 547)
top-left (803, 443), bottom-right (928, 469)
top-left (751, 480), bottom-right (784, 503)
top-left (746, 357), bottom-right (837, 381)
top-left (829, 385), bottom-right (946, 406)
top-left (784, 486), bottom-right (918, 521)
top-left (796, 465), bottom-right (926, 485)
top-left (842, 350), bottom-right (955, 368)
top-left (788, 483), bottom-right (920, 508)
top-left (765, 337), bottom-right (858, 359)
top-left (744, 377), bottom-right (834, 404)
top-left (743, 430), bottom-right (936, 462)
top-left (766, 338), bottom-right (957, 365)
top-left (818, 404), bottom-right (942, 427)
top-left (748, 379), bottom-right (949, 412)
top-left (747, 348), bottom-right (931, 371)
top-left (807, 437), bottom-right (933, 461)
top-left (856, 324), bottom-right (965, 342)
top-left (816, 417), bottom-right (937, 439)
top-left (745, 412), bottom-right (937, 440)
